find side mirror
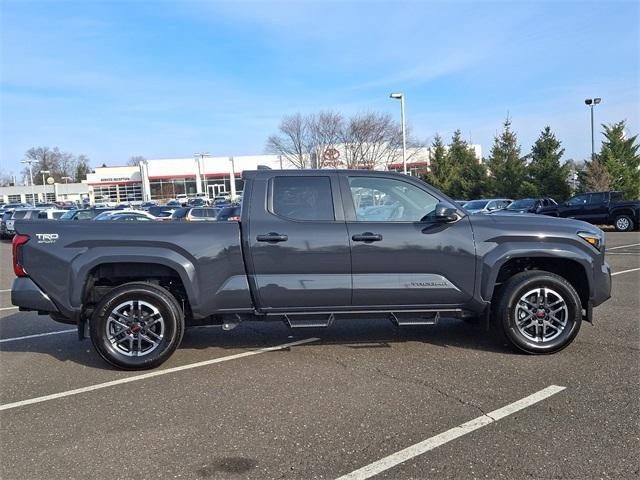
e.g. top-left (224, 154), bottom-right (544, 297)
top-left (433, 202), bottom-right (459, 222)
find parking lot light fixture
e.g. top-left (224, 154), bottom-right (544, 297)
top-left (584, 97), bottom-right (602, 161)
top-left (389, 92), bottom-right (407, 175)
top-left (20, 159), bottom-right (36, 205)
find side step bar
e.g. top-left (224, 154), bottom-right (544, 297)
top-left (389, 312), bottom-right (440, 327)
top-left (284, 313), bottom-right (335, 328)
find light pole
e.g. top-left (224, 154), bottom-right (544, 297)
top-left (20, 159), bottom-right (36, 205)
top-left (194, 152), bottom-right (210, 198)
top-left (390, 92), bottom-right (407, 175)
top-left (40, 170), bottom-right (50, 203)
top-left (62, 176), bottom-right (72, 184)
top-left (584, 98), bottom-right (601, 161)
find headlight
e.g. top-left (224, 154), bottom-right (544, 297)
top-left (578, 231), bottom-right (603, 251)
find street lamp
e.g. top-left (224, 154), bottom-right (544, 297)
top-left (20, 159), bottom-right (36, 205)
top-left (40, 170), bottom-right (50, 203)
top-left (390, 92), bottom-right (407, 175)
top-left (194, 152), bottom-right (210, 198)
top-left (584, 97), bottom-right (602, 161)
top-left (61, 176), bottom-right (73, 184)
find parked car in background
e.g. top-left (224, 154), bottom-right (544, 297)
top-left (0, 203), bottom-right (31, 215)
top-left (57, 200), bottom-right (79, 210)
top-left (216, 204), bottom-right (242, 221)
top-left (93, 210), bottom-right (159, 221)
top-left (1, 211), bottom-right (14, 238)
top-left (4, 209), bottom-right (42, 237)
top-left (537, 191), bottom-right (640, 231)
top-left (490, 197), bottom-right (557, 215)
top-left (36, 202), bottom-right (59, 209)
top-left (453, 200), bottom-right (467, 207)
top-left (187, 198), bottom-right (209, 207)
top-left (37, 209), bottom-right (68, 220)
top-left (148, 206), bottom-right (179, 219)
top-left (176, 194), bottom-right (189, 206)
top-left (171, 207), bottom-right (220, 222)
top-left (462, 198), bottom-right (513, 214)
top-left (213, 195), bottom-right (232, 207)
top-left (140, 201), bottom-right (158, 210)
top-left (165, 200), bottom-right (182, 208)
top-left (60, 208), bottom-right (115, 221)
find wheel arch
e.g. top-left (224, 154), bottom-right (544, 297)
top-left (71, 249), bottom-right (199, 318)
top-left (482, 250), bottom-right (591, 309)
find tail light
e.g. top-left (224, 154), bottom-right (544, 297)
top-left (227, 215), bottom-right (241, 221)
top-left (12, 234), bottom-right (29, 277)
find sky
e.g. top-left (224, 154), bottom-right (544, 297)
top-left (1, 0), bottom-right (638, 177)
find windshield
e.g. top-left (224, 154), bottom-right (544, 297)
top-left (463, 200), bottom-right (489, 210)
top-left (507, 199), bottom-right (535, 209)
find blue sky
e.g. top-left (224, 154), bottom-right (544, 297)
top-left (1, 0), bottom-right (638, 176)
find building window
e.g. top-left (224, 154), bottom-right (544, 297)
top-left (25, 193), bottom-right (38, 203)
top-left (8, 194), bottom-right (21, 203)
top-left (45, 192), bottom-right (56, 202)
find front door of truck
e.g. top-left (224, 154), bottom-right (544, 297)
top-left (341, 174), bottom-right (476, 307)
top-left (247, 173), bottom-right (351, 311)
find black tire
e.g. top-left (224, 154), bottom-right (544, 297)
top-left (90, 282), bottom-right (184, 370)
top-left (614, 214), bottom-right (634, 232)
top-left (494, 271), bottom-right (582, 354)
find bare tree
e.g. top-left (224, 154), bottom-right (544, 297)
top-left (128, 155), bottom-right (145, 166)
top-left (580, 158), bottom-right (611, 192)
top-left (306, 111), bottom-right (344, 168)
top-left (266, 113), bottom-right (309, 168)
top-left (21, 147), bottom-right (92, 184)
top-left (266, 110), bottom-right (425, 171)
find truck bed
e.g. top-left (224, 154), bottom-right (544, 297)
top-left (12, 220), bottom-right (253, 321)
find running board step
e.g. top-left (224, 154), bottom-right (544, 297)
top-left (284, 314), bottom-right (335, 328)
top-left (389, 312), bottom-right (440, 327)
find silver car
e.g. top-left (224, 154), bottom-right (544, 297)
top-left (463, 198), bottom-right (513, 214)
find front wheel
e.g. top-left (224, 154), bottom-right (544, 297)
top-left (494, 271), bottom-right (582, 354)
top-left (614, 214), bottom-right (634, 232)
top-left (90, 282), bottom-right (184, 370)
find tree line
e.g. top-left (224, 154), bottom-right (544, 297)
top-left (267, 111), bottom-right (640, 201)
top-left (0, 147), bottom-right (93, 187)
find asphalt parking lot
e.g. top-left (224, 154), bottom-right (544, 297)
top-left (1, 232), bottom-right (638, 479)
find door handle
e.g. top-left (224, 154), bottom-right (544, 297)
top-left (256, 232), bottom-right (289, 243)
top-left (352, 232), bottom-right (383, 242)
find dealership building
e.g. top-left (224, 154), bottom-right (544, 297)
top-left (1, 145), bottom-right (482, 205)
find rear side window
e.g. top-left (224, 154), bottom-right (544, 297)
top-left (13, 211), bottom-right (28, 219)
top-left (191, 209), bottom-right (204, 217)
top-left (272, 176), bottom-right (334, 221)
top-left (589, 193), bottom-right (605, 204)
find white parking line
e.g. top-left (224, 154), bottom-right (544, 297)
top-left (0, 329), bottom-right (76, 344)
top-left (608, 243), bottom-right (640, 250)
top-left (612, 267), bottom-right (640, 276)
top-left (336, 385), bottom-right (566, 480)
top-left (0, 337), bottom-right (319, 412)
top-left (0, 306), bottom-right (18, 312)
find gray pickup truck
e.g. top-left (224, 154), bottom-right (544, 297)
top-left (11, 170), bottom-right (611, 369)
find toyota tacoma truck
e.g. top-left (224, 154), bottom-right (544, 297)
top-left (537, 190), bottom-right (640, 232)
top-left (11, 170), bottom-right (611, 370)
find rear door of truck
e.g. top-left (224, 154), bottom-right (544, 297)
top-left (244, 171), bottom-right (351, 311)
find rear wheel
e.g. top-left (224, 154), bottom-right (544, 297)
top-left (90, 282), bottom-right (184, 370)
top-left (614, 214), bottom-right (634, 232)
top-left (495, 271), bottom-right (582, 354)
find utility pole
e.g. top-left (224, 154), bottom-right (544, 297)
top-left (584, 98), bottom-right (602, 161)
top-left (21, 159), bottom-right (36, 205)
top-left (390, 93), bottom-right (407, 174)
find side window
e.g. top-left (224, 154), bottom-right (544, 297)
top-left (348, 176), bottom-right (439, 222)
top-left (567, 194), bottom-right (588, 206)
top-left (272, 176), bottom-right (334, 221)
top-left (191, 209), bottom-right (203, 218)
top-left (38, 212), bottom-right (47, 219)
top-left (589, 193), bottom-right (605, 205)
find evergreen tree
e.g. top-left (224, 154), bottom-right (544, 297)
top-left (425, 134), bottom-right (451, 193)
top-left (486, 117), bottom-right (527, 198)
top-left (528, 126), bottom-right (571, 201)
top-left (74, 155), bottom-right (92, 182)
top-left (599, 121), bottom-right (640, 199)
top-left (447, 130), bottom-right (486, 199)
